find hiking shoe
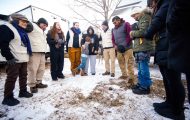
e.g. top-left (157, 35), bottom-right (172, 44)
top-left (132, 86), bottom-right (150, 95)
top-left (19, 91), bottom-right (33, 98)
top-left (153, 101), bottom-right (170, 109)
top-left (118, 75), bottom-right (128, 79)
top-left (154, 106), bottom-right (185, 120)
top-left (30, 87), bottom-right (38, 93)
top-left (2, 97), bottom-right (20, 106)
top-left (36, 83), bottom-right (48, 88)
top-left (102, 71), bottom-right (110, 75)
top-left (111, 73), bottom-right (115, 77)
top-left (91, 73), bottom-right (95, 75)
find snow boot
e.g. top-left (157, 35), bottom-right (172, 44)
top-left (154, 106), bottom-right (185, 120)
top-left (153, 101), bottom-right (170, 109)
top-left (30, 86), bottom-right (38, 93)
top-left (2, 96), bottom-right (20, 106)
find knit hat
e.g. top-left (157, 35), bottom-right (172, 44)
top-left (102, 20), bottom-right (108, 27)
top-left (131, 7), bottom-right (142, 17)
top-left (37, 18), bottom-right (48, 26)
top-left (10, 13), bottom-right (29, 22)
top-left (118, 45), bottom-right (126, 53)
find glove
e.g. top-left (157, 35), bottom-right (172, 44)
top-left (7, 58), bottom-right (18, 65)
top-left (57, 39), bottom-right (64, 44)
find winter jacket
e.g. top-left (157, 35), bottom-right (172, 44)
top-left (112, 21), bottom-right (132, 51)
top-left (27, 23), bottom-right (47, 52)
top-left (66, 29), bottom-right (82, 49)
top-left (0, 23), bottom-right (29, 62)
top-left (144, 0), bottom-right (169, 65)
top-left (81, 34), bottom-right (99, 55)
top-left (100, 29), bottom-right (114, 49)
top-left (167, 0), bottom-right (190, 72)
top-left (47, 31), bottom-right (65, 52)
top-left (130, 9), bottom-right (154, 53)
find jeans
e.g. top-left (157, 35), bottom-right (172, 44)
top-left (137, 58), bottom-right (152, 88)
top-left (77, 56), bottom-right (87, 70)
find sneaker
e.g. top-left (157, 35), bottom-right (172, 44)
top-left (92, 73), bottom-right (95, 75)
top-left (154, 106), bottom-right (185, 120)
top-left (153, 101), bottom-right (170, 108)
top-left (36, 83), bottom-right (48, 88)
top-left (111, 73), bottom-right (115, 77)
top-left (118, 75), bottom-right (128, 79)
top-left (2, 97), bottom-right (20, 106)
top-left (102, 71), bottom-right (110, 75)
top-left (30, 87), bottom-right (38, 93)
top-left (19, 91), bottom-right (33, 98)
top-left (132, 86), bottom-right (150, 95)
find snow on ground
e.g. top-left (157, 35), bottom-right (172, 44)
top-left (0, 58), bottom-right (189, 120)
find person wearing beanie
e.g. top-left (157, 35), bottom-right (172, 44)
top-left (100, 20), bottom-right (115, 77)
top-left (27, 18), bottom-right (48, 93)
top-left (112, 16), bottom-right (135, 86)
top-left (130, 7), bottom-right (154, 95)
top-left (0, 13), bottom-right (33, 106)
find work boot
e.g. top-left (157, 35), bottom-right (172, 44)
top-left (30, 86), bottom-right (38, 93)
top-left (102, 71), bottom-right (110, 75)
top-left (2, 96), bottom-right (20, 106)
top-left (127, 79), bottom-right (135, 87)
top-left (19, 90), bottom-right (33, 98)
top-left (118, 75), bottom-right (128, 79)
top-left (111, 73), bottom-right (115, 77)
top-left (36, 83), bottom-right (48, 88)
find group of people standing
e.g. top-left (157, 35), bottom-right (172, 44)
top-left (0, 0), bottom-right (190, 119)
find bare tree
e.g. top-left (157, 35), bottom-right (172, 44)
top-left (65, 0), bottom-right (121, 27)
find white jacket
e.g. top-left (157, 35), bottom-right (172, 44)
top-left (28, 23), bottom-right (47, 52)
top-left (100, 29), bottom-right (114, 48)
top-left (3, 23), bottom-right (29, 62)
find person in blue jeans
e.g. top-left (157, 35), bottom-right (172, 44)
top-left (130, 8), bottom-right (154, 94)
top-left (73, 35), bottom-right (90, 76)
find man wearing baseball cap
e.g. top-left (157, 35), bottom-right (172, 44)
top-left (27, 18), bottom-right (49, 93)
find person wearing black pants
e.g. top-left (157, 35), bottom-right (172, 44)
top-left (47, 22), bottom-right (65, 81)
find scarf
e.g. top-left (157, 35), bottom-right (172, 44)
top-left (71, 27), bottom-right (81, 34)
top-left (12, 21), bottom-right (32, 55)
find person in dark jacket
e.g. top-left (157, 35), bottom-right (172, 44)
top-left (0, 13), bottom-right (33, 106)
top-left (47, 22), bottom-right (65, 81)
top-left (112, 16), bottom-right (135, 86)
top-left (144, 0), bottom-right (185, 119)
top-left (66, 22), bottom-right (82, 76)
top-left (81, 26), bottom-right (99, 75)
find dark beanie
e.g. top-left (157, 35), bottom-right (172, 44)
top-left (118, 45), bottom-right (126, 53)
top-left (102, 20), bottom-right (108, 27)
top-left (37, 18), bottom-right (48, 26)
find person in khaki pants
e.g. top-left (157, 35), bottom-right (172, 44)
top-left (100, 20), bottom-right (115, 77)
top-left (112, 16), bottom-right (135, 86)
top-left (27, 18), bottom-right (48, 93)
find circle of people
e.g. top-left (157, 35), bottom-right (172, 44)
top-left (0, 0), bottom-right (189, 119)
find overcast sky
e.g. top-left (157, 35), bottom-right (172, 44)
top-left (0, 0), bottom-right (147, 31)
